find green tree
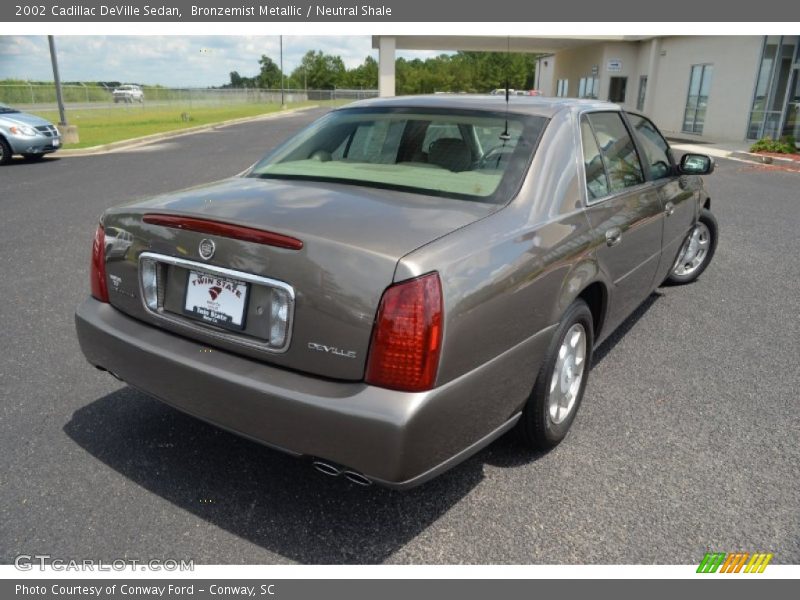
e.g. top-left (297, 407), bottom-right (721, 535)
top-left (257, 55), bottom-right (283, 89)
top-left (228, 71), bottom-right (244, 88)
top-left (341, 55), bottom-right (378, 89)
top-left (292, 50), bottom-right (346, 90)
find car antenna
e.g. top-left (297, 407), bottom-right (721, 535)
top-left (500, 37), bottom-right (511, 142)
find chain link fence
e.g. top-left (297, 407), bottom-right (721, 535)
top-left (0, 84), bottom-right (379, 110)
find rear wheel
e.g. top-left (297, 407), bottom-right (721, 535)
top-left (518, 299), bottom-right (594, 450)
top-left (0, 137), bottom-right (12, 165)
top-left (667, 208), bottom-right (718, 284)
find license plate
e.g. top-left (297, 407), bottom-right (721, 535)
top-left (52, 138), bottom-right (60, 147)
top-left (184, 270), bottom-right (249, 330)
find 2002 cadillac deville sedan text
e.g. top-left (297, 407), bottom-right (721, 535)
top-left (75, 96), bottom-right (718, 489)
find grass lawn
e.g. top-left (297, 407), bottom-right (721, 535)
top-left (29, 102), bottom-right (320, 149)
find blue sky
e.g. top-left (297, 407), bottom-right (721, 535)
top-left (0, 35), bottom-right (443, 87)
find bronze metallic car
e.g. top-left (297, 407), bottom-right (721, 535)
top-left (75, 96), bottom-right (718, 489)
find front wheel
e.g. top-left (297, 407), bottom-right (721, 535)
top-left (667, 208), bottom-right (718, 284)
top-left (518, 299), bottom-right (594, 450)
top-left (0, 137), bottom-right (12, 165)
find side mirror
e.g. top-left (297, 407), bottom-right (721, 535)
top-left (679, 153), bottom-right (715, 175)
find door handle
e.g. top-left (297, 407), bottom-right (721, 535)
top-left (605, 227), bottom-right (622, 247)
top-left (664, 201), bottom-right (675, 216)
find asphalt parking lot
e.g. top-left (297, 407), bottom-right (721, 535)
top-left (1, 107), bottom-right (798, 565)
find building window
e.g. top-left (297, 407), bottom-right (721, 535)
top-left (578, 76), bottom-right (599, 99)
top-left (683, 64), bottom-right (714, 135)
top-left (608, 77), bottom-right (627, 103)
top-left (556, 79), bottom-right (569, 97)
top-left (747, 35), bottom-right (799, 141)
top-left (637, 76), bottom-right (647, 111)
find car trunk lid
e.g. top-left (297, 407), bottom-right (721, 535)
top-left (100, 176), bottom-right (496, 380)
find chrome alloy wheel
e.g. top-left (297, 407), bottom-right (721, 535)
top-left (548, 323), bottom-right (587, 425)
top-left (672, 222), bottom-right (711, 278)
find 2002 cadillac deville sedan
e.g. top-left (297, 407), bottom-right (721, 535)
top-left (75, 96), bottom-right (718, 489)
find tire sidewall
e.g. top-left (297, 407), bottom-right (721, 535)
top-left (0, 137), bottom-right (12, 166)
top-left (523, 299), bottom-right (594, 448)
top-left (667, 209), bottom-right (718, 284)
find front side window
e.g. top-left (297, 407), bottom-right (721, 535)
top-left (683, 64), bottom-right (713, 134)
top-left (628, 114), bottom-right (672, 179)
top-left (249, 108), bottom-right (546, 203)
top-left (586, 112), bottom-right (644, 192)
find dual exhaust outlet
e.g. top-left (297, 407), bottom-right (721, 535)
top-left (312, 459), bottom-right (372, 487)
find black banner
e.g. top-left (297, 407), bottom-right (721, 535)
top-left (3, 0), bottom-right (797, 22)
top-left (3, 579), bottom-right (798, 600)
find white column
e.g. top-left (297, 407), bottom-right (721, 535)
top-left (643, 37), bottom-right (661, 115)
top-left (378, 36), bottom-right (396, 97)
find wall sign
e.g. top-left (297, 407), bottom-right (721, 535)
top-left (607, 59), bottom-right (623, 72)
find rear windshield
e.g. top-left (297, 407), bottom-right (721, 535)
top-left (249, 107), bottom-right (547, 203)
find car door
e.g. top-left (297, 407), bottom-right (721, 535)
top-left (625, 113), bottom-right (696, 283)
top-left (579, 111), bottom-right (664, 333)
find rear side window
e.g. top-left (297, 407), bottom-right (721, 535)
top-left (579, 117), bottom-right (610, 200)
top-left (586, 112), bottom-right (644, 193)
top-left (628, 114), bottom-right (672, 179)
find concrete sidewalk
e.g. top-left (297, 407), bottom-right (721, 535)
top-left (668, 137), bottom-right (800, 169)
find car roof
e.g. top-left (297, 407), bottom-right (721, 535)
top-left (342, 94), bottom-right (621, 119)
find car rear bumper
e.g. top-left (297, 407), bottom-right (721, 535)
top-left (75, 299), bottom-right (549, 489)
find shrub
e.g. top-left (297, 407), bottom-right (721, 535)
top-left (749, 136), bottom-right (797, 154)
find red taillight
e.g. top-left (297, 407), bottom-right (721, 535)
top-left (90, 224), bottom-right (109, 302)
top-left (365, 272), bottom-right (443, 392)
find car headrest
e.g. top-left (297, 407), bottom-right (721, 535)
top-left (428, 138), bottom-right (472, 172)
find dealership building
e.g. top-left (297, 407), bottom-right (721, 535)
top-left (373, 35), bottom-right (800, 145)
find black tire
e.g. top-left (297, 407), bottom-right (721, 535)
top-left (518, 299), bottom-right (594, 450)
top-left (666, 208), bottom-right (718, 285)
top-left (0, 136), bottom-right (12, 166)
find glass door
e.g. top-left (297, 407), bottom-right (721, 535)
top-left (781, 67), bottom-right (799, 146)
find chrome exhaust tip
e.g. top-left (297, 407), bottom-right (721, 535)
top-left (312, 460), bottom-right (341, 477)
top-left (343, 471), bottom-right (372, 487)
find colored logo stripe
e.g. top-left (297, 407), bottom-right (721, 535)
top-left (697, 552), bottom-right (726, 573)
top-left (697, 552), bottom-right (773, 573)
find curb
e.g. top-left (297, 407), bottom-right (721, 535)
top-left (57, 105), bottom-right (320, 157)
top-left (729, 151), bottom-right (800, 166)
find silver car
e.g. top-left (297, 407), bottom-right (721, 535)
top-left (75, 96), bottom-right (717, 489)
top-left (0, 102), bottom-right (61, 165)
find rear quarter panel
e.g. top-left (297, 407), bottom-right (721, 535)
top-left (396, 108), bottom-right (601, 423)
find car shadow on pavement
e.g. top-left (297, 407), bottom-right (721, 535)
top-left (63, 387), bottom-right (484, 564)
top-left (63, 292), bottom-right (663, 563)
top-left (5, 156), bottom-right (60, 167)
top-left (592, 291), bottom-right (661, 367)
